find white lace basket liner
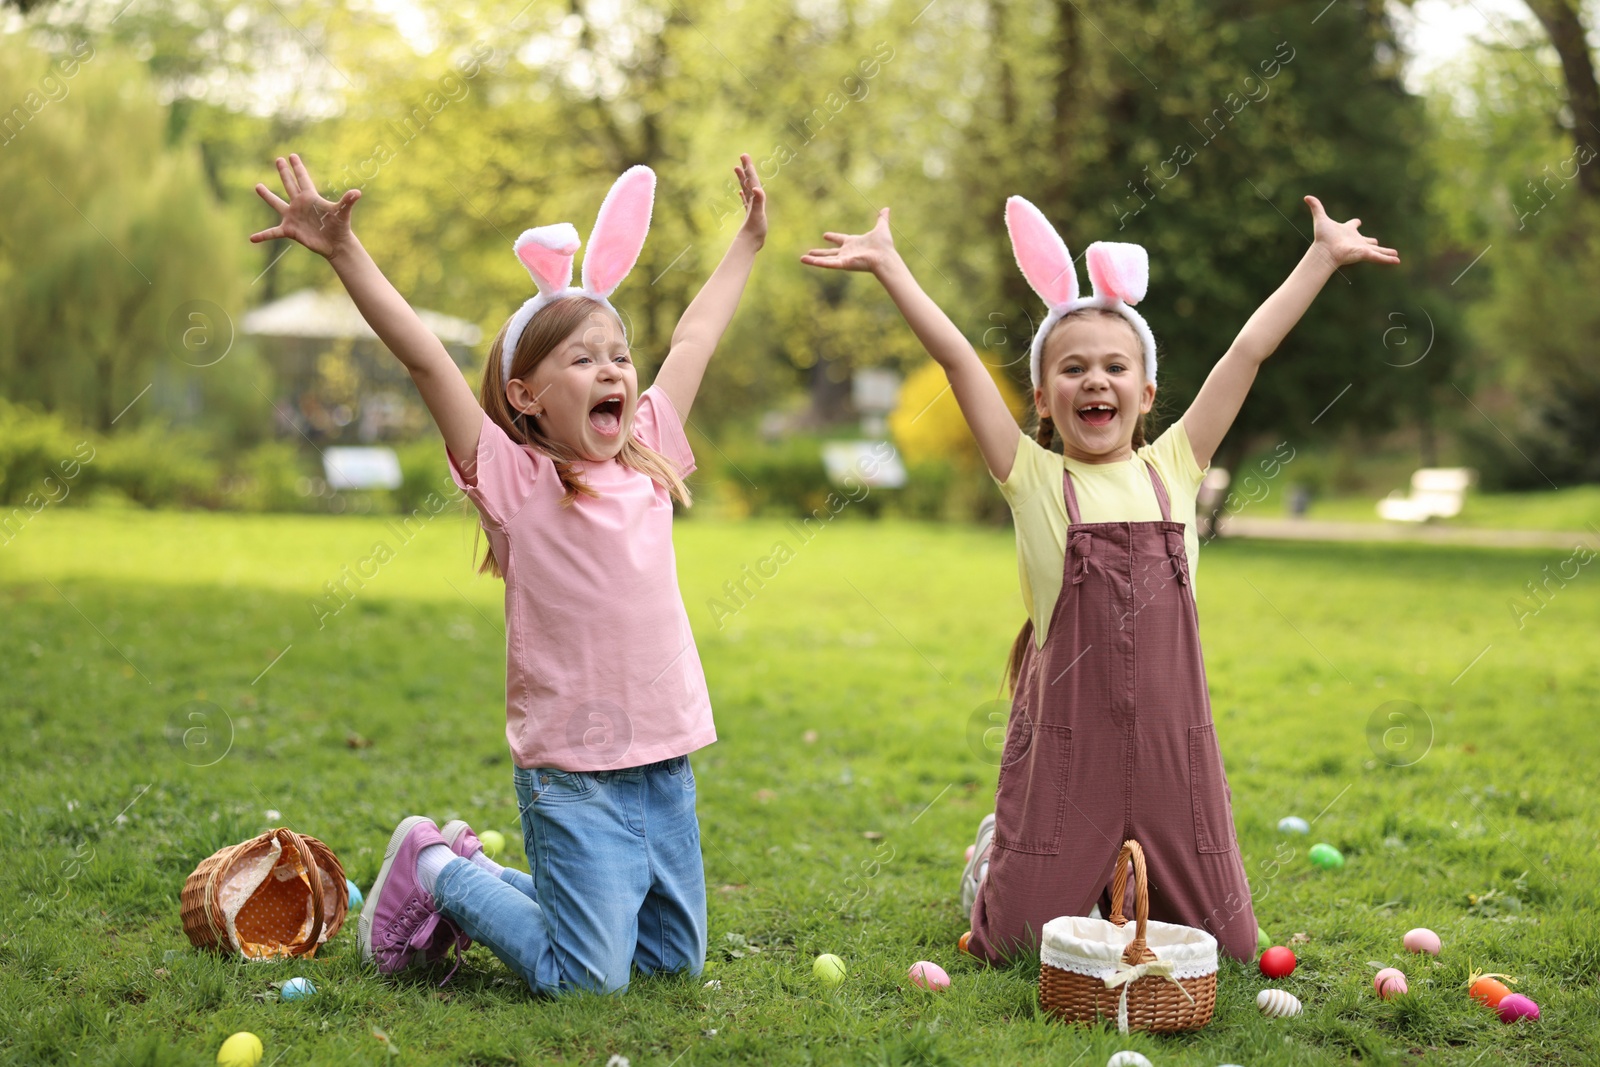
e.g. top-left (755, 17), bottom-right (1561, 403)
top-left (1037, 839), bottom-right (1218, 1033)
top-left (1041, 916), bottom-right (1218, 979)
top-left (180, 827), bottom-right (348, 960)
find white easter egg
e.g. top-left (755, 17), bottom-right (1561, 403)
top-left (1257, 987), bottom-right (1303, 1017)
top-left (1107, 1053), bottom-right (1153, 1067)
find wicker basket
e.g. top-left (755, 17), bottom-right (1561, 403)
top-left (180, 827), bottom-right (347, 960)
top-left (1038, 839), bottom-right (1218, 1033)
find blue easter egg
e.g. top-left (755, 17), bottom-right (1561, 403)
top-left (280, 977), bottom-right (315, 1001)
top-left (346, 878), bottom-right (363, 911)
top-left (1277, 815), bottom-right (1310, 835)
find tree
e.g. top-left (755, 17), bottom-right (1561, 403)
top-left (1522, 0), bottom-right (1600, 198)
top-left (0, 37), bottom-right (246, 431)
top-left (932, 0), bottom-right (1456, 479)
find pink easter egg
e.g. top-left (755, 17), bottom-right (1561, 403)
top-left (1373, 968), bottom-right (1408, 999)
top-left (1402, 927), bottom-right (1441, 955)
top-left (908, 961), bottom-right (950, 990)
top-left (1496, 993), bottom-right (1540, 1023)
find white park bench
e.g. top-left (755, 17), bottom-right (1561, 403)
top-left (1376, 467), bottom-right (1476, 522)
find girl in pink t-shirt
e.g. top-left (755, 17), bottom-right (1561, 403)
top-left (250, 153), bottom-right (766, 993)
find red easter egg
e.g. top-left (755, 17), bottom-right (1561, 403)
top-left (1497, 993), bottom-right (1540, 1023)
top-left (1259, 946), bottom-right (1297, 979)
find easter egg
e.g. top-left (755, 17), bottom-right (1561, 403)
top-left (478, 830), bottom-right (506, 859)
top-left (1402, 927), bottom-right (1440, 955)
top-left (345, 878), bottom-right (363, 911)
top-left (957, 931), bottom-right (973, 955)
top-left (1497, 993), bottom-right (1540, 1023)
top-left (216, 1032), bottom-right (263, 1067)
top-left (813, 953), bottom-right (847, 985)
top-left (1277, 815), bottom-right (1310, 835)
top-left (1256, 925), bottom-right (1271, 952)
top-left (1257, 988), bottom-right (1303, 1018)
top-left (1308, 843), bottom-right (1344, 869)
top-left (1469, 976), bottom-right (1512, 1008)
top-left (280, 976), bottom-right (315, 1001)
top-left (1259, 946), bottom-right (1297, 979)
top-left (1374, 968), bottom-right (1408, 999)
top-left (908, 961), bottom-right (950, 990)
top-left (1107, 1053), bottom-right (1153, 1067)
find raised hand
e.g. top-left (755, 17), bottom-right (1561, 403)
top-left (734, 153), bottom-right (767, 244)
top-left (250, 153), bottom-right (361, 260)
top-left (1305, 195), bottom-right (1399, 268)
top-left (801, 207), bottom-right (899, 275)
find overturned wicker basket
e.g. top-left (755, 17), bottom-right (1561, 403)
top-left (1039, 839), bottom-right (1218, 1034)
top-left (180, 827), bottom-right (347, 960)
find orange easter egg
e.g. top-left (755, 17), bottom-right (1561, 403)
top-left (1470, 977), bottom-right (1511, 1007)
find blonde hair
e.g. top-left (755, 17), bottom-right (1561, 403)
top-left (1005, 307), bottom-right (1151, 692)
top-left (472, 294), bottom-right (691, 579)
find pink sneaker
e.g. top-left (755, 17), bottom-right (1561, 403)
top-left (423, 820), bottom-right (486, 962)
top-left (440, 819), bottom-right (484, 861)
top-left (358, 816), bottom-right (458, 975)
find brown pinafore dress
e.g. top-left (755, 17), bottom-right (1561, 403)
top-left (968, 458), bottom-right (1258, 964)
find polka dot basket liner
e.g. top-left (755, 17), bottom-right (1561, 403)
top-left (180, 827), bottom-right (348, 959)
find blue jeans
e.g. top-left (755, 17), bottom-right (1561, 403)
top-left (432, 755), bottom-right (707, 995)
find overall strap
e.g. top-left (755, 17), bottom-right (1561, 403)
top-left (1061, 457), bottom-right (1174, 524)
top-left (1144, 459), bottom-right (1173, 522)
top-left (1062, 466), bottom-right (1083, 526)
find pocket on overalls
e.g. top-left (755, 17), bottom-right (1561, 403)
top-left (1188, 724), bottom-right (1237, 854)
top-left (994, 721), bottom-right (1072, 855)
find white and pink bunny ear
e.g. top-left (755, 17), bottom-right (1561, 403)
top-left (513, 223), bottom-right (581, 296)
top-left (1005, 196), bottom-right (1078, 308)
top-left (1085, 241), bottom-right (1149, 306)
top-left (581, 165), bottom-right (656, 298)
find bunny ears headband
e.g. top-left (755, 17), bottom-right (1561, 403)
top-left (503, 165), bottom-right (656, 387)
top-left (1005, 196), bottom-right (1158, 390)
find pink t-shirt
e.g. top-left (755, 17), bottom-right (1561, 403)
top-left (446, 385), bottom-right (715, 772)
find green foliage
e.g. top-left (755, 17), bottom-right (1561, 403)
top-left (0, 34), bottom-right (245, 432)
top-left (0, 398), bottom-right (88, 506)
top-left (1419, 32), bottom-right (1600, 489)
top-left (1459, 202), bottom-right (1600, 489)
top-left (4, 0), bottom-right (1595, 506)
top-left (2, 512), bottom-right (1599, 1062)
top-left (221, 439), bottom-right (316, 513)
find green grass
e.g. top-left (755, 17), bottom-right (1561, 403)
top-left (3, 508), bottom-right (1598, 1065)
top-left (1299, 484), bottom-right (1600, 532)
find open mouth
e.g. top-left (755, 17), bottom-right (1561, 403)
top-left (1077, 402), bottom-right (1117, 427)
top-left (589, 396), bottom-right (623, 436)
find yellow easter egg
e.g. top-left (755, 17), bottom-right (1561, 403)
top-left (217, 1031), bottom-right (263, 1067)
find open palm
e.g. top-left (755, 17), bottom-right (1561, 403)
top-left (1305, 195), bottom-right (1399, 268)
top-left (801, 207), bottom-right (898, 273)
top-left (250, 154), bottom-right (360, 259)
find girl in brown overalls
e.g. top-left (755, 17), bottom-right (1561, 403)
top-left (803, 196), bottom-right (1399, 964)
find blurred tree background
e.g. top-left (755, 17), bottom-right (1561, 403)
top-left (1, 0), bottom-right (1595, 514)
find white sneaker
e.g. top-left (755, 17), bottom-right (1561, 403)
top-left (959, 813), bottom-right (996, 916)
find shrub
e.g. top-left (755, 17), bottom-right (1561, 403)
top-left (0, 399), bottom-right (87, 506)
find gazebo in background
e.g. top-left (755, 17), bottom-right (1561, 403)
top-left (243, 288), bottom-right (482, 447)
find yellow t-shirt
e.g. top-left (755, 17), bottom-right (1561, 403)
top-left (996, 421), bottom-right (1208, 646)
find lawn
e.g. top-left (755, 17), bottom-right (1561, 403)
top-left (2, 508), bottom-right (1597, 1066)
